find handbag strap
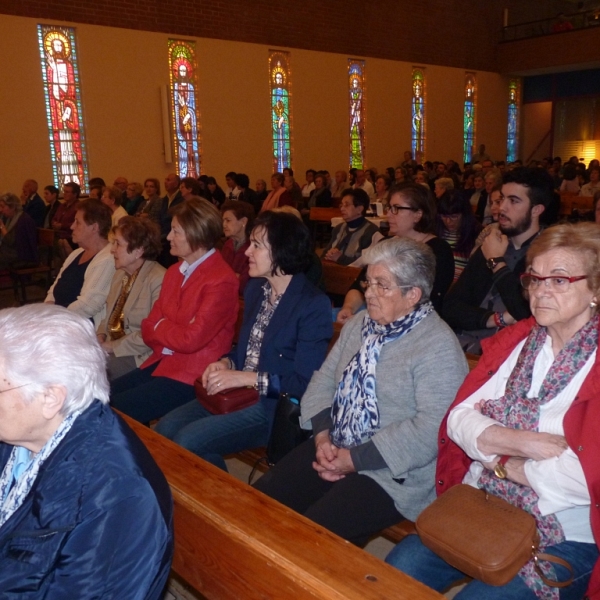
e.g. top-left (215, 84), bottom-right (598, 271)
top-left (533, 552), bottom-right (574, 588)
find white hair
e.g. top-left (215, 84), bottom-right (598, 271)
top-left (362, 237), bottom-right (435, 301)
top-left (0, 304), bottom-right (109, 414)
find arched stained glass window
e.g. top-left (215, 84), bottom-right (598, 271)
top-left (463, 73), bottom-right (477, 164)
top-left (411, 68), bottom-right (425, 161)
top-left (348, 59), bottom-right (366, 169)
top-left (168, 39), bottom-right (201, 178)
top-left (506, 79), bottom-right (520, 162)
top-left (37, 25), bottom-right (89, 191)
top-left (269, 51), bottom-right (292, 173)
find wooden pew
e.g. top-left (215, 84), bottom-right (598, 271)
top-left (321, 260), bottom-right (362, 297)
top-left (121, 413), bottom-right (443, 600)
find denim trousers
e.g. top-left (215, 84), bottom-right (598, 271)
top-left (385, 535), bottom-right (598, 599)
top-left (154, 399), bottom-right (270, 472)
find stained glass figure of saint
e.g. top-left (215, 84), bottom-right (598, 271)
top-left (269, 54), bottom-right (291, 173)
top-left (348, 60), bottom-right (365, 169)
top-left (506, 80), bottom-right (519, 162)
top-left (412, 69), bottom-right (425, 160)
top-left (168, 40), bottom-right (201, 178)
top-left (38, 26), bottom-right (89, 190)
top-left (463, 75), bottom-right (476, 164)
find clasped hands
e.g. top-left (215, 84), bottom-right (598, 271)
top-left (312, 430), bottom-right (355, 482)
top-left (202, 358), bottom-right (257, 395)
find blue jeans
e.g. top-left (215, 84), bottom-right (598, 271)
top-left (385, 535), bottom-right (598, 599)
top-left (154, 399), bottom-right (270, 472)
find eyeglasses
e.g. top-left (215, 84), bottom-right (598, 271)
top-left (520, 274), bottom-right (588, 293)
top-left (361, 280), bottom-right (414, 296)
top-left (0, 383), bottom-right (29, 396)
top-left (440, 214), bottom-right (461, 221)
top-left (387, 204), bottom-right (414, 215)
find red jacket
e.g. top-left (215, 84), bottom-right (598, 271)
top-left (436, 316), bottom-right (600, 598)
top-left (141, 252), bottom-right (239, 385)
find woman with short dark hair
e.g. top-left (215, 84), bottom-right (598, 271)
top-left (111, 198), bottom-right (239, 422)
top-left (155, 211), bottom-right (333, 471)
top-left (45, 199), bottom-right (115, 327)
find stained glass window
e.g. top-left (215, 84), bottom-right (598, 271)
top-left (168, 39), bottom-right (201, 178)
top-left (506, 79), bottom-right (520, 163)
top-left (37, 25), bottom-right (89, 191)
top-left (269, 51), bottom-right (292, 173)
top-left (411, 68), bottom-right (425, 161)
top-left (463, 73), bottom-right (477, 164)
top-left (348, 59), bottom-right (366, 169)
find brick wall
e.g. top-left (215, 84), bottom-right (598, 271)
top-left (2, 0), bottom-right (502, 71)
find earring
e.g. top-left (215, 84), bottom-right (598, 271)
top-left (590, 299), bottom-right (597, 309)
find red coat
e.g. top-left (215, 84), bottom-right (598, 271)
top-left (436, 316), bottom-right (600, 598)
top-left (141, 252), bottom-right (239, 385)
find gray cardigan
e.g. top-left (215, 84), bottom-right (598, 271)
top-left (301, 310), bottom-right (468, 521)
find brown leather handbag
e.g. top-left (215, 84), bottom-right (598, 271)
top-left (415, 484), bottom-right (573, 587)
top-left (194, 379), bottom-right (259, 415)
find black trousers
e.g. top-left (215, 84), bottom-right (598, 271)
top-left (253, 437), bottom-right (403, 546)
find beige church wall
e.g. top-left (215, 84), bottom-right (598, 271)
top-left (0, 13), bottom-right (513, 195)
top-left (520, 102), bottom-right (553, 163)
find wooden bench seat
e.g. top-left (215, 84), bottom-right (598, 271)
top-left (121, 413), bottom-right (443, 600)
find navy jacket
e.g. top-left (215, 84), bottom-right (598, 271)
top-left (0, 401), bottom-right (173, 599)
top-left (229, 273), bottom-right (333, 428)
top-left (24, 193), bottom-right (46, 228)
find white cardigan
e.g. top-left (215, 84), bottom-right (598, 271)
top-left (46, 243), bottom-right (115, 327)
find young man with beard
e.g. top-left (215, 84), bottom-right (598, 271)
top-left (443, 168), bottom-right (554, 354)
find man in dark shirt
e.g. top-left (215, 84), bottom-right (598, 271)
top-left (22, 179), bottom-right (46, 228)
top-left (443, 167), bottom-right (554, 353)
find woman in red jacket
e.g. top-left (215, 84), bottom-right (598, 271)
top-left (387, 222), bottom-right (600, 600)
top-left (111, 197), bottom-right (239, 423)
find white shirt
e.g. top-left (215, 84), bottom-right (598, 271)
top-left (355, 180), bottom-right (375, 199)
top-left (448, 336), bottom-right (595, 543)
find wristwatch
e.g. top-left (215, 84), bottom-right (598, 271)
top-left (486, 256), bottom-right (506, 271)
top-left (493, 455), bottom-right (510, 479)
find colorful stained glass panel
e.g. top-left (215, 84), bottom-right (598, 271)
top-left (348, 59), bottom-right (366, 170)
top-left (37, 25), bottom-right (89, 191)
top-left (506, 79), bottom-right (520, 162)
top-left (412, 68), bottom-right (425, 161)
top-left (463, 74), bottom-right (476, 164)
top-left (168, 39), bottom-right (201, 178)
top-left (269, 51), bottom-right (292, 173)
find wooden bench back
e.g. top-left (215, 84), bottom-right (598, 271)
top-left (121, 413), bottom-right (442, 600)
top-left (321, 261), bottom-right (361, 296)
top-left (309, 207), bottom-right (340, 222)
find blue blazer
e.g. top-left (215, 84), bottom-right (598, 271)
top-left (230, 273), bottom-right (333, 424)
top-left (0, 401), bottom-right (173, 599)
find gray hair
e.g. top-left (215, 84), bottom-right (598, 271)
top-left (435, 177), bottom-right (454, 191)
top-left (0, 193), bottom-right (22, 212)
top-left (362, 237), bottom-right (435, 301)
top-left (0, 304), bottom-right (109, 414)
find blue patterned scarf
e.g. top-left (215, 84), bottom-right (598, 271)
top-left (0, 410), bottom-right (81, 529)
top-left (330, 302), bottom-right (433, 448)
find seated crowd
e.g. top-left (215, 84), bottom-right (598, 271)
top-left (2, 151), bottom-right (600, 599)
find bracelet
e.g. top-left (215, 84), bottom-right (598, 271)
top-left (498, 312), bottom-right (508, 327)
top-left (493, 312), bottom-right (505, 328)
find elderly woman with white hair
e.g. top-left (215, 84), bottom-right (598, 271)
top-left (0, 304), bottom-right (173, 599)
top-left (254, 237), bottom-right (468, 546)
